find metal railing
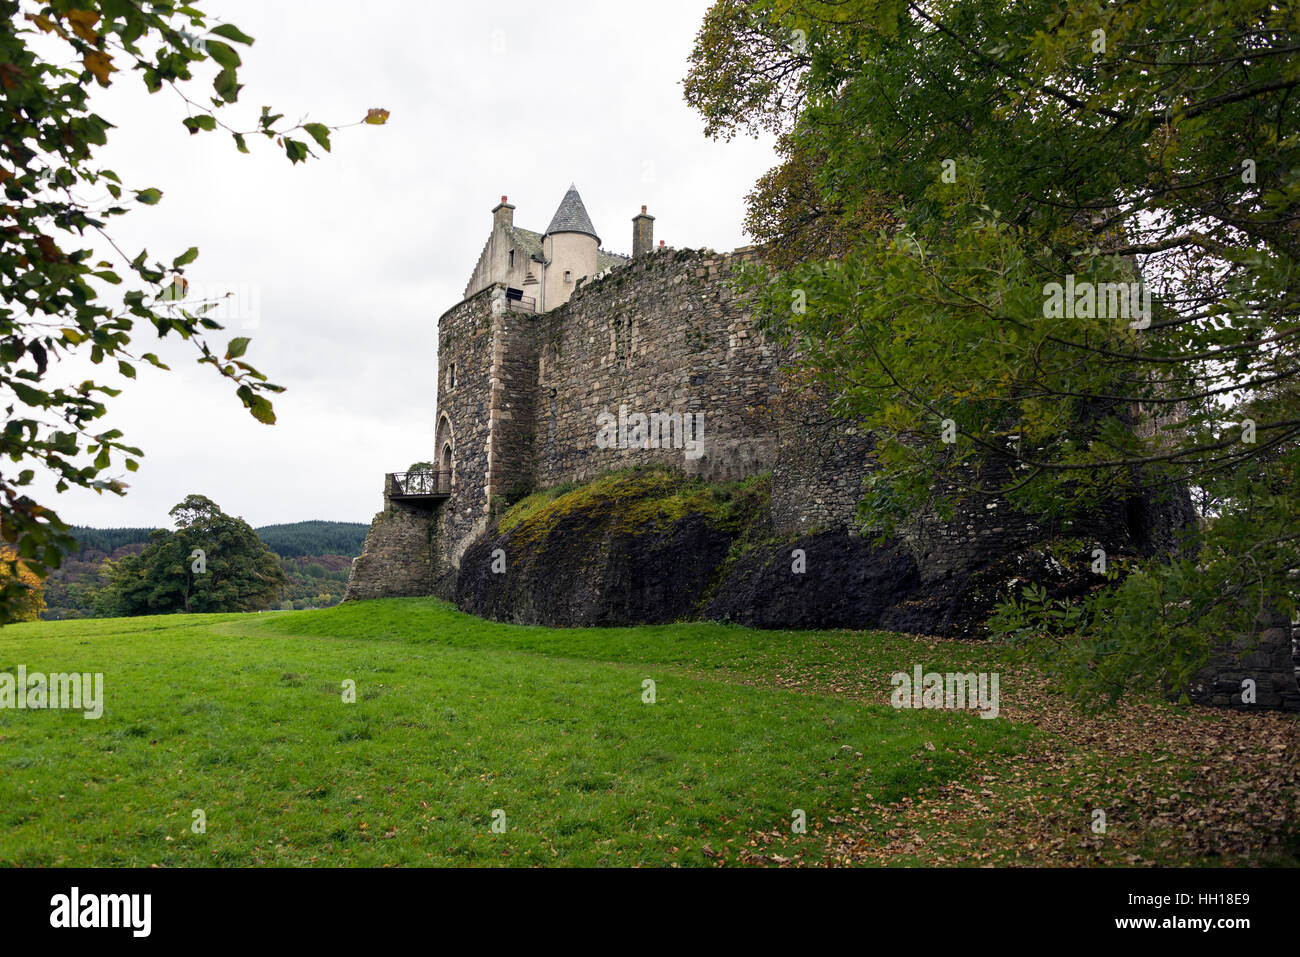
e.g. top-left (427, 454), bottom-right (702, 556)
top-left (389, 469), bottom-right (451, 497)
top-left (507, 293), bottom-right (536, 313)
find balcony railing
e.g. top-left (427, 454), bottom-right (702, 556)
top-left (388, 469), bottom-right (451, 498)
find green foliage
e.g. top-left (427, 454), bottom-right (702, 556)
top-left (688, 0), bottom-right (1300, 703)
top-left (254, 521), bottom-right (367, 558)
top-left (277, 553), bottom-right (352, 610)
top-left (68, 526), bottom-right (160, 555)
top-left (993, 482), bottom-right (1299, 708)
top-left (101, 494), bottom-right (285, 615)
top-left (0, 1), bottom-right (387, 624)
top-left (497, 468), bottom-right (769, 545)
top-left (41, 519), bottom-right (366, 618)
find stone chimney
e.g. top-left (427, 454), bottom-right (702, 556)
top-left (632, 205), bottom-right (655, 257)
top-left (493, 195), bottom-right (514, 230)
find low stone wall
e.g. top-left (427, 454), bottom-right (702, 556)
top-left (343, 495), bottom-right (438, 601)
top-left (1187, 612), bottom-right (1300, 711)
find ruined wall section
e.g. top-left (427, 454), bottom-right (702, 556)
top-left (531, 246), bottom-right (779, 488)
top-left (343, 476), bottom-right (439, 600)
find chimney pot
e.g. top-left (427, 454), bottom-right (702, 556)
top-left (492, 194), bottom-right (515, 229)
top-left (632, 206), bottom-right (655, 257)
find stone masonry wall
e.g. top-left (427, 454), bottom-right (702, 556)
top-left (430, 287), bottom-right (498, 583)
top-left (531, 246), bottom-right (779, 487)
top-left (1188, 611), bottom-right (1300, 711)
top-left (487, 300), bottom-right (539, 507)
top-left (344, 478), bottom-right (437, 600)
top-left (770, 380), bottom-right (1147, 582)
top-left (769, 383), bottom-right (874, 536)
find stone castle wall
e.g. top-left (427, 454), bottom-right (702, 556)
top-left (341, 237), bottom-right (1297, 710)
top-left (531, 247), bottom-right (779, 487)
top-left (429, 288), bottom-right (497, 580)
top-left (344, 477), bottom-right (438, 600)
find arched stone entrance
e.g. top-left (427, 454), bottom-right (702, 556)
top-left (434, 414), bottom-right (455, 494)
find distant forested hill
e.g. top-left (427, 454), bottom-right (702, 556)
top-left (67, 520), bottom-right (368, 558)
top-left (41, 520), bottom-right (370, 620)
top-left (69, 526), bottom-right (162, 555)
top-left (253, 521), bottom-right (368, 558)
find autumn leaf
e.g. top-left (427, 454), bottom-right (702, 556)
top-left (66, 10), bottom-right (100, 43)
top-left (83, 50), bottom-right (116, 86)
top-left (364, 108), bottom-right (390, 125)
top-left (25, 13), bottom-right (57, 34)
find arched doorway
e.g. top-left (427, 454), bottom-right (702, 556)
top-left (434, 414), bottom-right (454, 495)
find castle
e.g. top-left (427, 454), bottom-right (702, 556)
top-left (346, 183), bottom-right (1140, 602)
top-left (339, 186), bottom-right (1300, 710)
top-left (345, 184), bottom-right (804, 602)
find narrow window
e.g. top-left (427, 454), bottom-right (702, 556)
top-left (448, 363), bottom-right (456, 389)
top-left (509, 250), bottom-right (515, 268)
top-left (564, 270), bottom-right (572, 283)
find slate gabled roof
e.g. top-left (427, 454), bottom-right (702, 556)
top-left (597, 249), bottom-right (629, 271)
top-left (510, 227), bottom-right (546, 263)
top-left (544, 184), bottom-right (600, 243)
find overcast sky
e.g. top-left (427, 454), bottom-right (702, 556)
top-left (31, 0), bottom-right (777, 529)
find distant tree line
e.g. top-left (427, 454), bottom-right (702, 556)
top-left (35, 504), bottom-right (369, 620)
top-left (252, 521), bottom-right (368, 558)
top-left (68, 520), bottom-right (366, 559)
top-left (69, 526), bottom-right (162, 556)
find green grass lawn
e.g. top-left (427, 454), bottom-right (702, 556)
top-left (0, 599), bottom-right (1291, 867)
top-left (0, 600), bottom-right (1032, 866)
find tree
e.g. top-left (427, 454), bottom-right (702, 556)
top-left (103, 493), bottom-right (284, 615)
top-left (0, 542), bottom-right (45, 620)
top-left (0, 1), bottom-right (388, 623)
top-left (687, 0), bottom-right (1300, 704)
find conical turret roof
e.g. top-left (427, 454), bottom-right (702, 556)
top-left (544, 184), bottom-right (599, 243)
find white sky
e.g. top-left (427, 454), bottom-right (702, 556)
top-left (28, 0), bottom-right (777, 528)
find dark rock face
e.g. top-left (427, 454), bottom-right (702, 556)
top-left (702, 531), bottom-right (922, 630)
top-left (456, 494), bottom-right (734, 627)
top-left (453, 472), bottom-right (1110, 639)
top-left (879, 545), bottom-right (1124, 640)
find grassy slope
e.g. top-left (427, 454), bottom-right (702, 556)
top-left (0, 600), bottom-right (1293, 866)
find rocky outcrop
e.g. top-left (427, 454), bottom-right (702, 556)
top-left (452, 468), bottom-right (1112, 640)
top-left (454, 470), bottom-right (742, 626)
top-left (702, 531), bottom-right (922, 630)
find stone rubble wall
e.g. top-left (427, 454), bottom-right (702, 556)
top-left (531, 246), bottom-right (779, 487)
top-left (343, 478), bottom-right (437, 601)
top-left (1188, 611), bottom-right (1300, 711)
